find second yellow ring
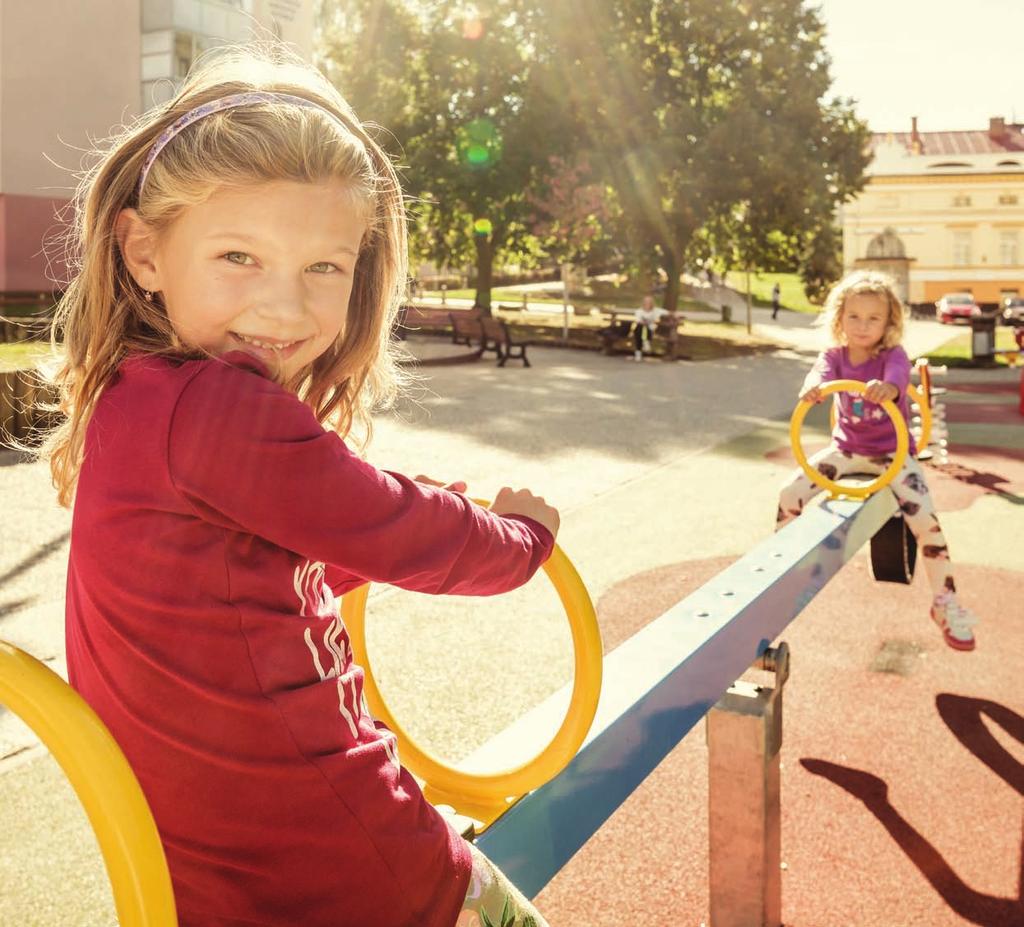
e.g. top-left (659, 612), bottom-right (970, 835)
top-left (343, 521), bottom-right (602, 804)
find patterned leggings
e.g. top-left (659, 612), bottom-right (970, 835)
top-left (455, 842), bottom-right (548, 927)
top-left (776, 447), bottom-right (956, 597)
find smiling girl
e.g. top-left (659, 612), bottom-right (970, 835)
top-left (41, 47), bottom-right (554, 927)
top-left (775, 271), bottom-right (978, 652)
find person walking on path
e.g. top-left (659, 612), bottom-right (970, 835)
top-left (771, 281), bottom-right (782, 320)
top-left (39, 46), bottom-right (555, 927)
top-left (775, 270), bottom-right (978, 651)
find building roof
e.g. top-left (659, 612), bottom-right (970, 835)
top-left (872, 116), bottom-right (1024, 157)
top-left (866, 118), bottom-right (1024, 176)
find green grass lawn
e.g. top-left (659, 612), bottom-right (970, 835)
top-left (723, 271), bottom-right (819, 314)
top-left (429, 271), bottom-right (819, 315)
top-left (0, 341), bottom-right (57, 372)
top-left (922, 326), bottom-right (1022, 367)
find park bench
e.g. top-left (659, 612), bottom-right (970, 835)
top-left (597, 312), bottom-right (684, 358)
top-left (449, 309), bottom-right (484, 348)
top-left (394, 304), bottom-right (452, 339)
top-left (481, 316), bottom-right (530, 367)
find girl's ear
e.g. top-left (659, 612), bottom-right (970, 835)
top-left (116, 208), bottom-right (161, 292)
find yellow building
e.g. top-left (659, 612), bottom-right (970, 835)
top-left (841, 117), bottom-right (1024, 308)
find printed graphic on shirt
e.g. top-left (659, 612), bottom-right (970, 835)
top-left (294, 559), bottom-right (400, 768)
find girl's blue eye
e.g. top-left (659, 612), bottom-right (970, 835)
top-left (308, 261), bottom-right (340, 274)
top-left (223, 252), bottom-right (252, 265)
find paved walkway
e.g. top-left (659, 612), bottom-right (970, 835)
top-left (1, 315), bottom-right (1019, 925)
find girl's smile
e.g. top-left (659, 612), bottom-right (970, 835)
top-left (119, 179), bottom-right (368, 380)
top-left (228, 331), bottom-right (309, 364)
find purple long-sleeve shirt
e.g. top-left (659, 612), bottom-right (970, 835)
top-left (803, 345), bottom-right (917, 457)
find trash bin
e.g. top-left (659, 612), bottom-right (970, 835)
top-left (721, 304), bottom-right (731, 323)
top-left (969, 314), bottom-right (996, 361)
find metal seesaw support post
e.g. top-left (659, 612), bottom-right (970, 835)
top-left (707, 643), bottom-right (790, 927)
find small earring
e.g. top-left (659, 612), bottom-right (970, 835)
top-left (143, 290), bottom-right (154, 303)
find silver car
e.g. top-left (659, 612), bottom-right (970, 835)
top-left (1002, 297), bottom-right (1024, 326)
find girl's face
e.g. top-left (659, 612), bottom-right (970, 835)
top-left (125, 180), bottom-right (367, 380)
top-left (841, 292), bottom-right (890, 352)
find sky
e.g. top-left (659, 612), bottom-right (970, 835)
top-left (813, 0), bottom-right (1024, 133)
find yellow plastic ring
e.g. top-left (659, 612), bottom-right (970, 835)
top-left (0, 641), bottom-right (177, 926)
top-left (829, 383), bottom-right (931, 457)
top-left (791, 379), bottom-right (909, 499)
top-left (343, 511), bottom-right (602, 803)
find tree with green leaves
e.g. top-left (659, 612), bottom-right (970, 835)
top-left (321, 0), bottom-right (868, 312)
top-left (541, 0), bottom-right (869, 310)
top-left (321, 0), bottom-right (568, 311)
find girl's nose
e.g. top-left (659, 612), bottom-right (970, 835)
top-left (254, 276), bottom-right (307, 322)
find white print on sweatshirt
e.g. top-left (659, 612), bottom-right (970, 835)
top-left (294, 560), bottom-right (400, 768)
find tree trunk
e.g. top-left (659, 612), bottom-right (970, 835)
top-left (474, 234), bottom-right (493, 315)
top-left (745, 265), bottom-right (753, 334)
top-left (663, 250), bottom-right (681, 313)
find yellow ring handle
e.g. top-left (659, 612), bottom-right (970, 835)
top-left (0, 641), bottom-right (177, 926)
top-left (343, 508), bottom-right (602, 803)
top-left (791, 379), bottom-right (909, 499)
top-left (828, 383), bottom-right (931, 457)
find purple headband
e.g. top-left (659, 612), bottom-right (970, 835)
top-left (136, 91), bottom-right (344, 198)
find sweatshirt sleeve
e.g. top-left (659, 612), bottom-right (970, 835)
top-left (166, 357), bottom-right (554, 597)
top-left (801, 349), bottom-right (839, 394)
top-left (882, 346), bottom-right (912, 399)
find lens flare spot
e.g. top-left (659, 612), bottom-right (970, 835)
top-left (473, 218), bottom-right (493, 237)
top-left (463, 16), bottom-right (485, 40)
top-left (467, 144), bottom-right (490, 165)
top-left (457, 118), bottom-right (502, 170)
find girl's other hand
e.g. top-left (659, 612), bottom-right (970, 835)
top-left (800, 385), bottom-right (824, 404)
top-left (490, 487), bottom-right (560, 540)
top-left (415, 474), bottom-right (468, 494)
top-left (863, 380), bottom-right (899, 404)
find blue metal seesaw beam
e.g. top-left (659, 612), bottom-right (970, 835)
top-left (473, 488), bottom-right (898, 897)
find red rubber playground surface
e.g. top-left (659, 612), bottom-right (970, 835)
top-left (536, 376), bottom-right (1024, 927)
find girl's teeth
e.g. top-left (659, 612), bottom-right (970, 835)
top-left (237, 334), bottom-right (295, 349)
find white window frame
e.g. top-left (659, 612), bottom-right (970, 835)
top-left (999, 231), bottom-right (1019, 266)
top-left (952, 231), bottom-right (972, 266)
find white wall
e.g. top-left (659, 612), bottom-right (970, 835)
top-left (0, 0), bottom-right (141, 197)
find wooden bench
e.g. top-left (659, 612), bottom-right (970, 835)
top-left (449, 310), bottom-right (484, 348)
top-left (597, 313), bottom-right (684, 359)
top-left (481, 317), bottom-right (530, 367)
top-left (394, 305), bottom-right (452, 339)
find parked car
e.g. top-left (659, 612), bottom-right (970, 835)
top-left (935, 292), bottom-right (981, 324)
top-left (1001, 296), bottom-right (1024, 326)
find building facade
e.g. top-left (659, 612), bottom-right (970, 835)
top-left (0, 0), bottom-right (313, 294)
top-left (841, 117), bottom-right (1024, 308)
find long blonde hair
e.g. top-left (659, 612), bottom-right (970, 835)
top-left (822, 270), bottom-right (906, 353)
top-left (41, 45), bottom-right (408, 507)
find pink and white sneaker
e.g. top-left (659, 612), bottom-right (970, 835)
top-left (930, 591), bottom-right (977, 651)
